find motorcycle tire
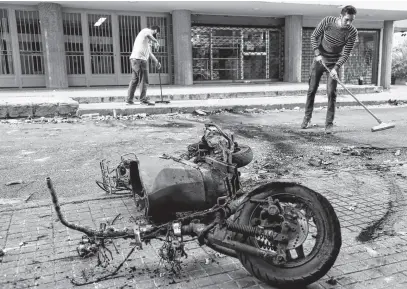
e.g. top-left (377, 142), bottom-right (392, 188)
top-left (233, 182), bottom-right (341, 288)
top-left (232, 145), bottom-right (253, 168)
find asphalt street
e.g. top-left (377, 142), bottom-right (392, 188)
top-left (1, 105), bottom-right (406, 202)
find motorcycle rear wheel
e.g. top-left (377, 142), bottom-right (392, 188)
top-left (234, 183), bottom-right (341, 288)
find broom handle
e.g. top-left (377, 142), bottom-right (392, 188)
top-left (158, 67), bottom-right (163, 101)
top-left (320, 61), bottom-right (382, 124)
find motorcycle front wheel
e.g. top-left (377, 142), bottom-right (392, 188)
top-left (234, 182), bottom-right (341, 288)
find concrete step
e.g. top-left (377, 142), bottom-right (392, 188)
top-left (72, 85), bottom-right (382, 104)
top-left (77, 94), bottom-right (393, 117)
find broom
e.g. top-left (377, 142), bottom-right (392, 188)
top-left (155, 67), bottom-right (170, 104)
top-left (320, 61), bottom-right (395, 132)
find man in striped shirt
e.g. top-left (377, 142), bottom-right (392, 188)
top-left (301, 5), bottom-right (358, 134)
top-left (127, 26), bottom-right (161, 106)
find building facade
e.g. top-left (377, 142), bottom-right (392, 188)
top-left (0, 1), bottom-right (405, 89)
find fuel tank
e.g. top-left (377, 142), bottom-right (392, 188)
top-left (130, 155), bottom-right (228, 220)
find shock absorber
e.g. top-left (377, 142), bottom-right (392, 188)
top-left (226, 221), bottom-right (275, 239)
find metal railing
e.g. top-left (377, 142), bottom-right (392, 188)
top-left (88, 13), bottom-right (114, 75)
top-left (0, 9), bottom-right (14, 75)
top-left (119, 15), bottom-right (141, 74)
top-left (63, 12), bottom-right (85, 75)
top-left (147, 16), bottom-right (169, 74)
top-left (15, 10), bottom-right (44, 75)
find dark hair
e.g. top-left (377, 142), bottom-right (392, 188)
top-left (151, 25), bottom-right (161, 33)
top-left (341, 5), bottom-right (357, 15)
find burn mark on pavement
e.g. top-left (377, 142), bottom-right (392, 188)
top-left (356, 201), bottom-right (395, 242)
top-left (356, 178), bottom-right (405, 243)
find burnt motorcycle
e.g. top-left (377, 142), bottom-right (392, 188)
top-left (46, 123), bottom-right (341, 288)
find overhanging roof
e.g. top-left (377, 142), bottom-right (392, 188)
top-left (4, 0), bottom-right (407, 21)
top-left (395, 20), bottom-right (407, 32)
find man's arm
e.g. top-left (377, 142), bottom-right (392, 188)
top-left (149, 50), bottom-right (158, 63)
top-left (311, 17), bottom-right (331, 57)
top-left (146, 32), bottom-right (159, 45)
top-left (333, 28), bottom-right (358, 71)
top-left (149, 49), bottom-right (161, 69)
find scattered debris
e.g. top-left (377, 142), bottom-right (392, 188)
top-left (365, 164), bottom-right (391, 172)
top-left (388, 99), bottom-right (404, 106)
top-left (5, 180), bottom-right (23, 186)
top-left (395, 150), bottom-right (401, 156)
top-left (193, 109), bottom-right (207, 116)
top-left (374, 87), bottom-right (383, 93)
top-left (0, 248), bottom-right (4, 257)
top-left (341, 146), bottom-right (362, 156)
top-left (326, 277), bottom-right (338, 285)
top-left (384, 276), bottom-right (394, 283)
top-left (365, 246), bottom-right (379, 257)
top-left (111, 213), bottom-right (122, 225)
top-left (25, 191), bottom-right (37, 202)
top-left (19, 241), bottom-right (27, 247)
top-left (214, 252), bottom-right (226, 258)
top-left (2, 119), bottom-right (20, 124)
top-left (350, 149), bottom-right (362, 156)
top-left (1, 117), bottom-right (81, 124)
top-left (204, 258), bottom-right (212, 265)
top-left (308, 156), bottom-right (322, 167)
top-left (81, 113), bottom-right (100, 119)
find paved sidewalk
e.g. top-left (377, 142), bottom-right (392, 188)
top-left (1, 168), bottom-right (407, 289)
top-left (0, 82), bottom-right (380, 102)
top-left (1, 84), bottom-right (406, 119)
top-left (77, 86), bottom-right (407, 116)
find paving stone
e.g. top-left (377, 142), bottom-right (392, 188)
top-left (1, 174), bottom-right (407, 289)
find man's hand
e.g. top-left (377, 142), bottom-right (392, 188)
top-left (315, 55), bottom-right (323, 63)
top-left (152, 42), bottom-right (160, 50)
top-left (330, 68), bottom-right (339, 80)
top-left (156, 62), bottom-right (161, 70)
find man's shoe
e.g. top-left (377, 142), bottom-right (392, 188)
top-left (301, 118), bottom-right (311, 129)
top-left (140, 100), bottom-right (155, 106)
top-left (325, 124), bottom-right (333, 134)
top-left (126, 101), bottom-right (135, 105)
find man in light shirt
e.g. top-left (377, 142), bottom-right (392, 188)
top-left (126, 26), bottom-right (161, 106)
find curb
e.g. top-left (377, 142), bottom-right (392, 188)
top-left (71, 86), bottom-right (381, 104)
top-left (77, 99), bottom-right (394, 117)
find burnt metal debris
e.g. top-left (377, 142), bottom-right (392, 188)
top-left (46, 123), bottom-right (342, 288)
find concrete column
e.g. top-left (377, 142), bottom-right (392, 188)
top-left (172, 10), bottom-right (193, 85)
top-left (380, 20), bottom-right (394, 89)
top-left (284, 15), bottom-right (303, 83)
top-left (38, 2), bottom-right (68, 88)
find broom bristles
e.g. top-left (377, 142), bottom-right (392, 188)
top-left (371, 122), bottom-right (396, 132)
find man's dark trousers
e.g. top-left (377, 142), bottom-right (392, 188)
top-left (304, 60), bottom-right (338, 126)
top-left (127, 59), bottom-right (149, 103)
